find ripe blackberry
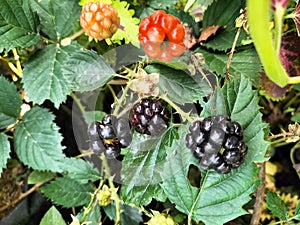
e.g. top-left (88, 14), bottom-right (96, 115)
top-left (129, 98), bottom-right (170, 135)
top-left (87, 115), bottom-right (132, 159)
top-left (185, 115), bottom-right (248, 174)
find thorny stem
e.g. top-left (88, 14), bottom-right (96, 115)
top-left (61, 29), bottom-right (85, 44)
top-left (75, 150), bottom-right (94, 158)
top-left (111, 78), bottom-right (133, 117)
top-left (11, 48), bottom-right (23, 78)
top-left (250, 162), bottom-right (266, 225)
top-left (107, 84), bottom-right (118, 103)
top-left (70, 92), bottom-right (86, 115)
top-left (100, 154), bottom-right (122, 225)
top-left (226, 26), bottom-right (241, 77)
top-left (80, 179), bottom-right (105, 223)
top-left (160, 94), bottom-right (194, 123)
top-left (290, 142), bottom-right (300, 180)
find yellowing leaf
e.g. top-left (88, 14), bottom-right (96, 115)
top-left (108, 1), bottom-right (139, 47)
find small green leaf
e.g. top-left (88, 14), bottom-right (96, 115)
top-left (39, 206), bottom-right (66, 225)
top-left (28, 170), bottom-right (56, 184)
top-left (83, 111), bottom-right (107, 124)
top-left (266, 192), bottom-right (289, 221)
top-left (0, 133), bottom-right (11, 176)
top-left (14, 107), bottom-right (66, 172)
top-left (0, 77), bottom-right (22, 129)
top-left (294, 199), bottom-right (300, 220)
top-left (40, 177), bottom-right (94, 208)
top-left (148, 0), bottom-right (179, 9)
top-left (202, 0), bottom-right (246, 51)
top-left (22, 43), bottom-right (81, 108)
top-left (145, 64), bottom-right (212, 105)
top-left (63, 49), bottom-right (116, 92)
top-left (109, 1), bottom-right (140, 47)
top-left (77, 205), bottom-right (102, 224)
top-left (103, 202), bottom-right (143, 225)
top-left (197, 47), bottom-right (262, 86)
top-left (121, 127), bottom-right (177, 206)
top-left (62, 158), bottom-right (100, 184)
top-left (0, 0), bottom-right (40, 51)
top-left (167, 8), bottom-right (200, 37)
top-left (30, 0), bottom-right (81, 40)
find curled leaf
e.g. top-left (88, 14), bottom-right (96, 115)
top-left (198, 25), bottom-right (222, 42)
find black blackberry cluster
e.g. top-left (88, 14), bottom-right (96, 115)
top-left (129, 98), bottom-right (170, 135)
top-left (186, 115), bottom-right (248, 174)
top-left (87, 115), bottom-right (132, 159)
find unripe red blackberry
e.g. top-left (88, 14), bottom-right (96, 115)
top-left (80, 2), bottom-right (120, 40)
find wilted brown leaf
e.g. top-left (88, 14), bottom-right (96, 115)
top-left (198, 25), bottom-right (222, 42)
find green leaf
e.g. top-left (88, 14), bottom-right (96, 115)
top-left (30, 0), bottom-right (81, 40)
top-left (108, 1), bottom-right (140, 47)
top-left (0, 0), bottom-right (40, 51)
top-left (40, 177), bottom-right (94, 207)
top-left (22, 43), bottom-right (80, 108)
top-left (0, 77), bottom-right (22, 129)
top-left (62, 158), bottom-right (100, 184)
top-left (39, 206), bottom-right (66, 225)
top-left (0, 133), bottom-right (11, 176)
top-left (63, 49), bottom-right (116, 92)
top-left (162, 76), bottom-right (269, 225)
top-left (83, 111), bottom-right (106, 124)
top-left (28, 170), bottom-right (56, 184)
top-left (148, 0), bottom-right (179, 9)
top-left (202, 0), bottom-right (246, 51)
top-left (197, 47), bottom-right (262, 86)
top-left (203, 75), bottom-right (270, 163)
top-left (162, 142), bottom-right (259, 225)
top-left (121, 127), bottom-right (177, 206)
top-left (145, 64), bottom-right (212, 105)
top-left (14, 107), bottom-right (66, 172)
top-left (103, 202), bottom-right (143, 225)
top-left (294, 199), bottom-right (300, 220)
top-left (167, 8), bottom-right (200, 37)
top-left (77, 205), bottom-right (102, 224)
top-left (266, 192), bottom-right (289, 221)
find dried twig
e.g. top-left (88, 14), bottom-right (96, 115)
top-left (250, 162), bottom-right (266, 225)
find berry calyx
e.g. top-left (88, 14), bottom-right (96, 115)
top-left (80, 2), bottom-right (120, 41)
top-left (138, 10), bottom-right (185, 62)
top-left (185, 115), bottom-right (248, 174)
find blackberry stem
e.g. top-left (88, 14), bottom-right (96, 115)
top-left (80, 179), bottom-right (105, 223)
top-left (100, 153), bottom-right (122, 225)
top-left (160, 94), bottom-right (194, 123)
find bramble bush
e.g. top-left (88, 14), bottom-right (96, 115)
top-left (0, 0), bottom-right (300, 225)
